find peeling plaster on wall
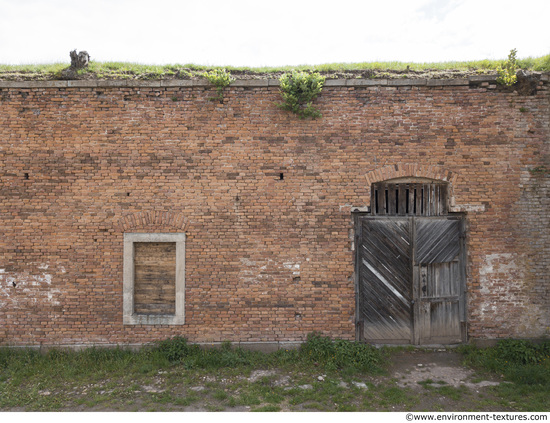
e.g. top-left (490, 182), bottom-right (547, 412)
top-left (283, 262), bottom-right (301, 276)
top-left (449, 204), bottom-right (486, 213)
top-left (239, 258), bottom-right (265, 284)
top-left (339, 204), bottom-right (354, 212)
top-left (239, 258), bottom-right (303, 284)
top-left (475, 253), bottom-right (545, 337)
top-left (0, 267), bottom-right (61, 309)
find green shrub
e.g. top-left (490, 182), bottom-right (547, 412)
top-left (0, 348), bottom-right (40, 370)
top-left (150, 337), bottom-right (255, 369)
top-left (506, 365), bottom-right (550, 386)
top-left (529, 165), bottom-right (549, 175)
top-left (496, 49), bottom-right (518, 86)
top-left (187, 344), bottom-right (252, 369)
top-left (299, 333), bottom-right (382, 372)
top-left (496, 339), bottom-right (542, 365)
top-left (152, 336), bottom-right (200, 362)
top-left (202, 68), bottom-right (234, 102)
top-left (460, 339), bottom-right (550, 386)
top-left (278, 71), bottom-right (325, 119)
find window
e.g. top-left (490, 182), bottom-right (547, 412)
top-left (123, 233), bottom-right (185, 325)
top-left (371, 179), bottom-right (449, 216)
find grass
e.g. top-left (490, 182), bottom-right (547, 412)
top-left (0, 334), bottom-right (384, 411)
top-left (1, 337), bottom-right (549, 411)
top-left (0, 54), bottom-right (548, 80)
top-left (459, 340), bottom-right (550, 412)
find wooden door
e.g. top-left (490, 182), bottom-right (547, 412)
top-left (413, 217), bottom-right (465, 344)
top-left (357, 217), bottom-right (413, 344)
top-left (357, 216), bottom-right (465, 345)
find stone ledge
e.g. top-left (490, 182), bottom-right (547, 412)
top-left (345, 79), bottom-right (387, 86)
top-left (231, 80), bottom-right (269, 87)
top-left (0, 77), bottom-right (512, 89)
top-left (323, 79), bottom-right (345, 86)
top-left (427, 79), bottom-right (469, 86)
top-left (67, 80), bottom-right (98, 88)
top-left (387, 79), bottom-right (427, 86)
top-left (1, 80), bottom-right (69, 88)
top-left (160, 80), bottom-right (206, 87)
top-left (468, 75), bottom-right (497, 83)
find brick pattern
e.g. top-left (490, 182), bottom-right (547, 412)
top-left (0, 79), bottom-right (548, 346)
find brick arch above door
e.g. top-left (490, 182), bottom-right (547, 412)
top-left (117, 210), bottom-right (189, 233)
top-left (364, 164), bottom-right (459, 186)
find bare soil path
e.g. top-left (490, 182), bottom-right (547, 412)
top-left (385, 349), bottom-right (502, 390)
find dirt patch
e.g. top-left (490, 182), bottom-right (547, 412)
top-left (387, 349), bottom-right (502, 390)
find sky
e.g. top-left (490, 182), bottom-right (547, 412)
top-left (0, 0), bottom-right (549, 67)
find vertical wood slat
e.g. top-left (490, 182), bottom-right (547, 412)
top-left (398, 184), bottom-right (407, 216)
top-left (371, 182), bottom-right (449, 217)
top-left (435, 184), bottom-right (441, 215)
top-left (423, 184), bottom-right (430, 216)
top-left (378, 186), bottom-right (386, 215)
top-left (407, 185), bottom-right (414, 216)
top-left (433, 184), bottom-right (440, 216)
top-left (388, 186), bottom-right (396, 215)
top-left (441, 186), bottom-right (448, 215)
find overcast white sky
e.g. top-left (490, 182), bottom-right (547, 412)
top-left (0, 0), bottom-right (549, 67)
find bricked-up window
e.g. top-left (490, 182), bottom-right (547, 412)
top-left (134, 242), bottom-right (176, 315)
top-left (123, 233), bottom-right (185, 325)
top-left (371, 180), bottom-right (449, 216)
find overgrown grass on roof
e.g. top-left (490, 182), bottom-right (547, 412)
top-left (0, 54), bottom-right (548, 78)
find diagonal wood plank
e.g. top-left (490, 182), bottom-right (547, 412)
top-left (415, 218), bottom-right (460, 263)
top-left (358, 218), bottom-right (412, 342)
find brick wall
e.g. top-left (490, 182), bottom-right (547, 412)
top-left (0, 76), bottom-right (548, 346)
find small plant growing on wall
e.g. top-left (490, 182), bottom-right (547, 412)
top-left (497, 48), bottom-right (518, 86)
top-left (278, 71), bottom-right (325, 119)
top-left (529, 165), bottom-right (549, 175)
top-left (203, 68), bottom-right (234, 103)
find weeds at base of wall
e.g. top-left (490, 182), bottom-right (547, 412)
top-left (0, 334), bottom-right (382, 373)
top-left (2, 337), bottom-right (550, 411)
top-left (151, 333), bottom-right (382, 372)
top-left (459, 339), bottom-right (550, 385)
top-left (0, 334), bottom-right (384, 411)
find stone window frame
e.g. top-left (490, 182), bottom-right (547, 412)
top-left (123, 233), bottom-right (186, 325)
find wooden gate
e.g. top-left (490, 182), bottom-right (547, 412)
top-left (356, 215), bottom-right (466, 345)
